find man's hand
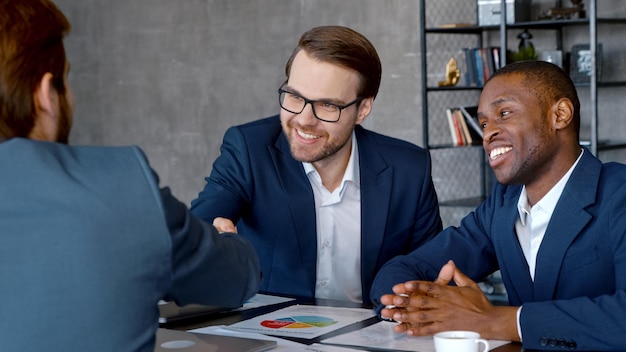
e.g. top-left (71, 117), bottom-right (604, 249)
top-left (212, 217), bottom-right (237, 234)
top-left (379, 260), bottom-right (520, 341)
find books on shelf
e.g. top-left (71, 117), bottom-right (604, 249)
top-left (445, 106), bottom-right (482, 146)
top-left (462, 47), bottom-right (500, 87)
top-left (459, 106), bottom-right (482, 139)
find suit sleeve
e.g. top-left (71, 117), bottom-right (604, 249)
top-left (520, 292), bottom-right (626, 350)
top-left (160, 186), bottom-right (261, 307)
top-left (131, 146), bottom-right (261, 308)
top-left (409, 150), bottom-right (443, 250)
top-left (370, 198), bottom-right (499, 314)
top-left (190, 126), bottom-right (252, 224)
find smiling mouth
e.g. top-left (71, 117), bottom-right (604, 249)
top-left (296, 129), bottom-right (320, 140)
top-left (490, 147), bottom-right (512, 160)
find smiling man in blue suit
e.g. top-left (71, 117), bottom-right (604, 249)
top-left (372, 61), bottom-right (626, 351)
top-left (191, 26), bottom-right (442, 305)
top-left (0, 1), bottom-right (260, 351)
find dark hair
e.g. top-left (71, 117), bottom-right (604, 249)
top-left (490, 60), bottom-right (581, 135)
top-left (0, 0), bottom-right (70, 139)
top-left (284, 26), bottom-right (382, 99)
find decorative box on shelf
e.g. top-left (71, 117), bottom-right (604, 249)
top-left (478, 0), bottom-right (531, 26)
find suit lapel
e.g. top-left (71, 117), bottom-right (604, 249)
top-left (356, 127), bottom-right (393, 296)
top-left (533, 150), bottom-right (599, 301)
top-left (493, 186), bottom-right (535, 304)
top-left (270, 133), bottom-right (318, 291)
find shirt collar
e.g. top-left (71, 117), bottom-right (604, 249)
top-left (517, 148), bottom-right (584, 224)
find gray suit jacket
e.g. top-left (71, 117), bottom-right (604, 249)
top-left (0, 138), bottom-right (260, 351)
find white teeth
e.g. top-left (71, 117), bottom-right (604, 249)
top-left (490, 147), bottom-right (512, 159)
top-left (297, 129), bottom-right (319, 140)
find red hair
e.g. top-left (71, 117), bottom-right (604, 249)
top-left (0, 0), bottom-right (70, 139)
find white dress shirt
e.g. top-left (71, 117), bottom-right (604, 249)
top-left (515, 148), bottom-right (583, 339)
top-left (303, 133), bottom-right (362, 303)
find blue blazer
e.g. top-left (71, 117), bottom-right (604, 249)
top-left (191, 115), bottom-right (442, 304)
top-left (371, 149), bottom-right (626, 351)
top-left (0, 138), bottom-right (260, 352)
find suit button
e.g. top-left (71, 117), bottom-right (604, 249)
top-left (567, 341), bottom-right (577, 349)
top-left (549, 338), bottom-right (557, 347)
top-left (540, 337), bottom-right (548, 346)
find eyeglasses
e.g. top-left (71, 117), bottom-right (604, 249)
top-left (278, 88), bottom-right (363, 123)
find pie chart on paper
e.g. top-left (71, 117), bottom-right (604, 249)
top-left (226, 305), bottom-right (375, 339)
top-left (260, 315), bottom-right (337, 329)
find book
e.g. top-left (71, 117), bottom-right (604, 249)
top-left (473, 48), bottom-right (484, 86)
top-left (438, 23), bottom-right (475, 28)
top-left (492, 47), bottom-right (501, 71)
top-left (463, 48), bottom-right (478, 87)
top-left (479, 48), bottom-right (491, 83)
top-left (484, 47), bottom-right (497, 81)
top-left (446, 108), bottom-right (462, 146)
top-left (459, 105), bottom-right (483, 140)
top-left (454, 108), bottom-right (473, 145)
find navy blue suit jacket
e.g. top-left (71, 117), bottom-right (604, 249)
top-left (191, 115), bottom-right (442, 304)
top-left (371, 149), bottom-right (626, 351)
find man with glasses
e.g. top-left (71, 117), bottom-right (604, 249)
top-left (191, 26), bottom-right (442, 305)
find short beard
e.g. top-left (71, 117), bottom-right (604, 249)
top-left (290, 136), bottom-right (349, 163)
top-left (287, 111), bottom-right (356, 163)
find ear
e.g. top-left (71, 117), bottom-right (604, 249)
top-left (29, 73), bottom-right (58, 141)
top-left (552, 98), bottom-right (574, 131)
top-left (355, 97), bottom-right (373, 125)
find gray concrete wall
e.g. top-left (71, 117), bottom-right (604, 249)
top-left (53, 0), bottom-right (626, 225)
top-left (55, 0), bottom-right (423, 205)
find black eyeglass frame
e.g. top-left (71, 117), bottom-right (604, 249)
top-left (277, 88), bottom-right (363, 123)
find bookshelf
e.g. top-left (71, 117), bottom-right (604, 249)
top-left (419, 0), bottom-right (491, 227)
top-left (419, 0), bottom-right (626, 227)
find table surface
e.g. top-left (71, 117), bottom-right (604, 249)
top-left (160, 293), bottom-right (524, 352)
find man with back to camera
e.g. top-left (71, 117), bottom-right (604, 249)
top-left (0, 0), bottom-right (261, 350)
top-left (190, 25), bottom-right (442, 305)
top-left (371, 60), bottom-right (626, 351)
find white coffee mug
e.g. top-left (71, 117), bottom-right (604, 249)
top-left (433, 330), bottom-right (490, 352)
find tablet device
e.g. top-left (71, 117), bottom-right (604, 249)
top-left (158, 301), bottom-right (237, 324)
top-left (155, 328), bottom-right (276, 352)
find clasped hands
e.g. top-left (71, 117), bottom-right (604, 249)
top-left (379, 260), bottom-right (520, 341)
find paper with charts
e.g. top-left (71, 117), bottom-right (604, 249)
top-left (225, 305), bottom-right (375, 339)
top-left (321, 321), bottom-right (510, 352)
